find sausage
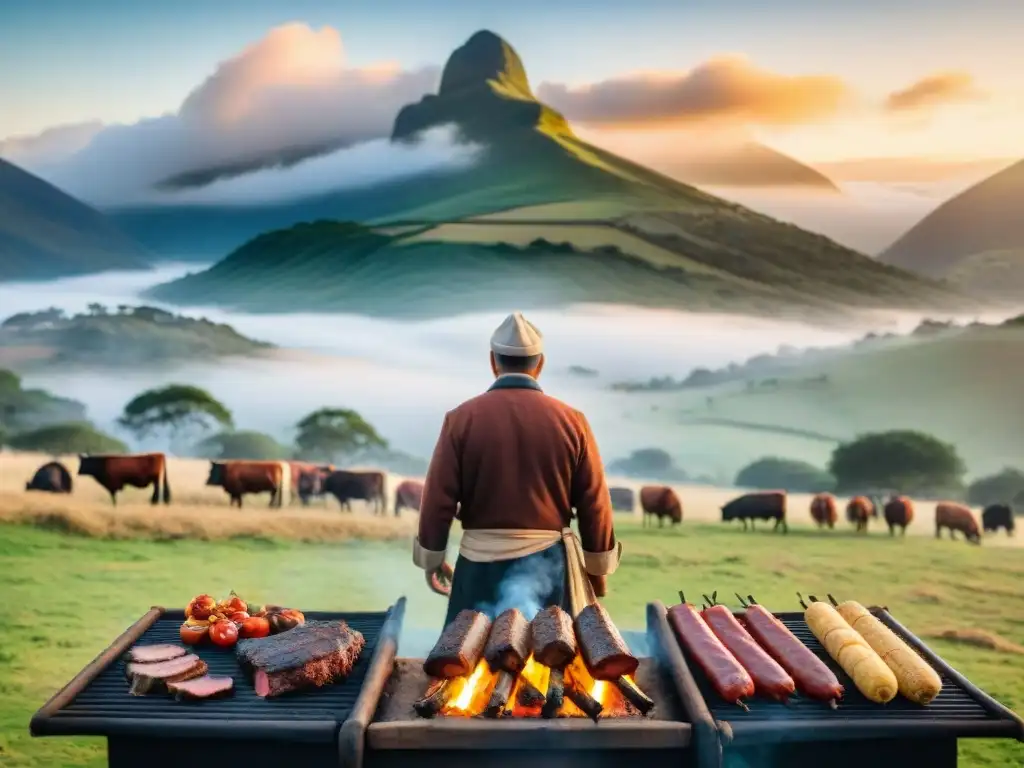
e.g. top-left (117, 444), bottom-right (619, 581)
top-left (702, 605), bottom-right (796, 702)
top-left (575, 602), bottom-right (639, 680)
top-left (423, 609), bottom-right (491, 679)
top-left (484, 608), bottom-right (531, 674)
top-left (531, 606), bottom-right (577, 670)
top-left (742, 604), bottom-right (844, 703)
top-left (667, 600), bottom-right (754, 705)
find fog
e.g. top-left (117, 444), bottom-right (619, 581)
top-left (0, 266), bottom-right (1004, 467)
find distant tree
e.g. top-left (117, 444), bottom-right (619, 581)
top-left (118, 384), bottom-right (233, 448)
top-left (607, 448), bottom-right (688, 481)
top-left (966, 468), bottom-right (1024, 508)
top-left (293, 407), bottom-right (387, 463)
top-left (828, 430), bottom-right (965, 495)
top-left (195, 430), bottom-right (290, 461)
top-left (86, 303), bottom-right (108, 316)
top-left (8, 422), bottom-right (127, 454)
top-left (735, 457), bottom-right (835, 493)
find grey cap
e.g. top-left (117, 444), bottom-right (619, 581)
top-left (490, 312), bottom-right (543, 356)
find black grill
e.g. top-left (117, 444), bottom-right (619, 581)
top-left (31, 608), bottom-right (390, 743)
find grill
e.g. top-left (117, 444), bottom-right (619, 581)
top-left (31, 598), bottom-right (406, 768)
top-left (650, 600), bottom-right (1024, 768)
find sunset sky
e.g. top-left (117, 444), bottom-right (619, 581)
top-left (1, 0), bottom-right (1020, 170)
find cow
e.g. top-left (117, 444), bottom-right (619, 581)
top-left (206, 460), bottom-right (289, 508)
top-left (935, 502), bottom-right (981, 544)
top-left (809, 493), bottom-right (837, 529)
top-left (639, 485), bottom-right (682, 527)
top-left (609, 486), bottom-right (635, 513)
top-left (25, 461), bottom-right (73, 494)
top-left (78, 453), bottom-right (170, 505)
top-left (394, 479), bottom-right (424, 517)
top-left (883, 495), bottom-right (914, 536)
top-left (846, 496), bottom-right (876, 533)
top-left (323, 470), bottom-right (387, 516)
top-left (982, 504), bottom-right (1014, 536)
top-left (721, 491), bottom-right (788, 533)
top-left (287, 462), bottom-right (334, 505)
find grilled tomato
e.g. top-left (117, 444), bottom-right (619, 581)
top-left (186, 594), bottom-right (217, 621)
top-left (228, 611), bottom-right (250, 623)
top-left (209, 620), bottom-right (239, 647)
top-left (219, 593), bottom-right (248, 614)
top-left (180, 621), bottom-right (209, 645)
top-left (239, 616), bottom-right (271, 639)
top-left (268, 608), bottom-right (305, 634)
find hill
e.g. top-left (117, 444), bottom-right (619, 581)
top-left (0, 305), bottom-right (271, 371)
top-left (879, 158), bottom-right (1024, 278)
top-left (0, 368), bottom-right (86, 440)
top-left (0, 157), bottom-right (152, 280)
top-left (146, 31), bottom-right (962, 319)
top-left (612, 318), bottom-right (1024, 481)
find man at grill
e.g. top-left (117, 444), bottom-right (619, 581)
top-left (412, 311), bottom-right (621, 625)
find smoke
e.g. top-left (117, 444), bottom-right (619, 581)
top-left (474, 551), bottom-right (563, 621)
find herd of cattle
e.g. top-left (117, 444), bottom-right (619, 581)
top-left (20, 454), bottom-right (1016, 541)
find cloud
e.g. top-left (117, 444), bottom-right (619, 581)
top-left (6, 23), bottom-right (447, 207)
top-left (0, 121), bottom-right (105, 169)
top-left (884, 72), bottom-right (987, 113)
top-left (537, 57), bottom-right (851, 128)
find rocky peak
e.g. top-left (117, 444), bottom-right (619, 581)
top-left (437, 30), bottom-right (533, 98)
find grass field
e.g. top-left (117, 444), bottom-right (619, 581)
top-left (1, 452), bottom-right (1023, 766)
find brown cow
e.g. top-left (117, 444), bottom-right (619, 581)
top-left (26, 461), bottom-right (73, 494)
top-left (640, 485), bottom-right (682, 527)
top-left (288, 461), bottom-right (334, 506)
top-left (206, 461), bottom-right (289, 508)
top-left (810, 493), bottom-right (837, 529)
top-left (883, 495), bottom-right (914, 536)
top-left (323, 470), bottom-right (387, 516)
top-left (846, 496), bottom-right (876, 533)
top-left (935, 502), bottom-right (981, 544)
top-left (394, 479), bottom-right (424, 517)
top-left (78, 453), bottom-right (170, 505)
top-left (609, 486), bottom-right (635, 513)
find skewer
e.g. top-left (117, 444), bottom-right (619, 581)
top-left (747, 594), bottom-right (758, 605)
top-left (735, 593), bottom-right (749, 607)
top-left (827, 594), bottom-right (839, 606)
top-left (797, 592), bottom-right (808, 609)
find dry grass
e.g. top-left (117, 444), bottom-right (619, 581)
top-left (0, 451), bottom-right (416, 543)
top-left (927, 628), bottom-right (1024, 655)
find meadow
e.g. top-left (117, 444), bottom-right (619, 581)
top-left (1, 451), bottom-right (1022, 766)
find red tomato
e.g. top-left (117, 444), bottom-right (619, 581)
top-left (209, 620), bottom-right (239, 647)
top-left (186, 594), bottom-right (217, 621)
top-left (220, 595), bottom-right (248, 614)
top-left (239, 616), bottom-right (271, 639)
top-left (180, 622), bottom-right (208, 645)
top-left (229, 611), bottom-right (250, 623)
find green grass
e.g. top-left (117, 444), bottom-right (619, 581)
top-left (2, 522), bottom-right (1022, 767)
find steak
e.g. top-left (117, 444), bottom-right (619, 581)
top-left (236, 620), bottom-right (366, 698)
top-left (167, 675), bottom-right (235, 700)
top-left (127, 644), bottom-right (187, 664)
top-left (126, 654), bottom-right (207, 695)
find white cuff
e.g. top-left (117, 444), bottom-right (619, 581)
top-left (584, 541), bottom-right (622, 576)
top-left (413, 537), bottom-right (446, 571)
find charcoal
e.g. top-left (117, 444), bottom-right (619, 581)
top-left (484, 671), bottom-right (516, 718)
top-left (616, 675), bottom-right (655, 715)
top-left (517, 678), bottom-right (546, 708)
top-left (127, 644), bottom-right (186, 664)
top-left (564, 665), bottom-right (603, 722)
top-left (484, 608), bottom-right (531, 674)
top-left (414, 679), bottom-right (453, 718)
top-left (542, 667), bottom-right (565, 718)
top-left (530, 606), bottom-right (576, 670)
top-left (423, 609), bottom-right (491, 679)
top-left (574, 602), bottom-right (638, 680)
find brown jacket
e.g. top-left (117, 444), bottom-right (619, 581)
top-left (416, 374), bottom-right (616, 569)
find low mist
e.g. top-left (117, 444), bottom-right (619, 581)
top-left (0, 266), bottom-right (1002, 468)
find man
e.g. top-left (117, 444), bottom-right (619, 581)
top-left (413, 312), bottom-right (620, 625)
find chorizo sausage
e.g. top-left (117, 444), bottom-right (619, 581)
top-left (702, 605), bottom-right (796, 702)
top-left (668, 598), bottom-right (753, 705)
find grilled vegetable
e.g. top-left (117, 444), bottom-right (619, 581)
top-left (804, 600), bottom-right (896, 704)
top-left (209, 620), bottom-right (239, 647)
top-left (835, 600), bottom-right (942, 705)
top-left (180, 622), bottom-right (208, 645)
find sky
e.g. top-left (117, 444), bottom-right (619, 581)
top-left (0, 0), bottom-right (1020, 182)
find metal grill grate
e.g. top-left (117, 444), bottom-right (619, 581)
top-left (34, 609), bottom-right (387, 742)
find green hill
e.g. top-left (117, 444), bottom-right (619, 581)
top-left (147, 31), bottom-right (963, 319)
top-left (0, 157), bottom-right (152, 280)
top-left (879, 158), bottom-right (1024, 278)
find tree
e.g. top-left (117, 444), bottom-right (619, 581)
top-left (607, 448), bottom-right (687, 481)
top-left (118, 384), bottom-right (233, 448)
top-left (8, 422), bottom-right (127, 454)
top-left (195, 430), bottom-right (290, 461)
top-left (828, 430), bottom-right (965, 495)
top-left (966, 468), bottom-right (1024, 508)
top-left (293, 407), bottom-right (386, 462)
top-left (735, 457), bottom-right (835, 493)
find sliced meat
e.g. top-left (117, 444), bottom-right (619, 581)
top-left (423, 610), bottom-right (491, 679)
top-left (167, 675), bottom-right (235, 700)
top-left (127, 654), bottom-right (207, 695)
top-left (127, 644), bottom-right (187, 664)
top-left (238, 620), bottom-right (366, 698)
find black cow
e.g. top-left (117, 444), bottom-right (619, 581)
top-left (721, 491), bottom-right (788, 533)
top-left (982, 504), bottom-right (1015, 536)
top-left (609, 486), bottom-right (635, 513)
top-left (25, 461), bottom-right (73, 494)
top-left (322, 470), bottom-right (387, 516)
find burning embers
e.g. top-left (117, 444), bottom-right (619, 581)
top-left (415, 605), bottom-right (654, 721)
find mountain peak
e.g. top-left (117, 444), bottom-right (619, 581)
top-left (437, 30), bottom-right (532, 98)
